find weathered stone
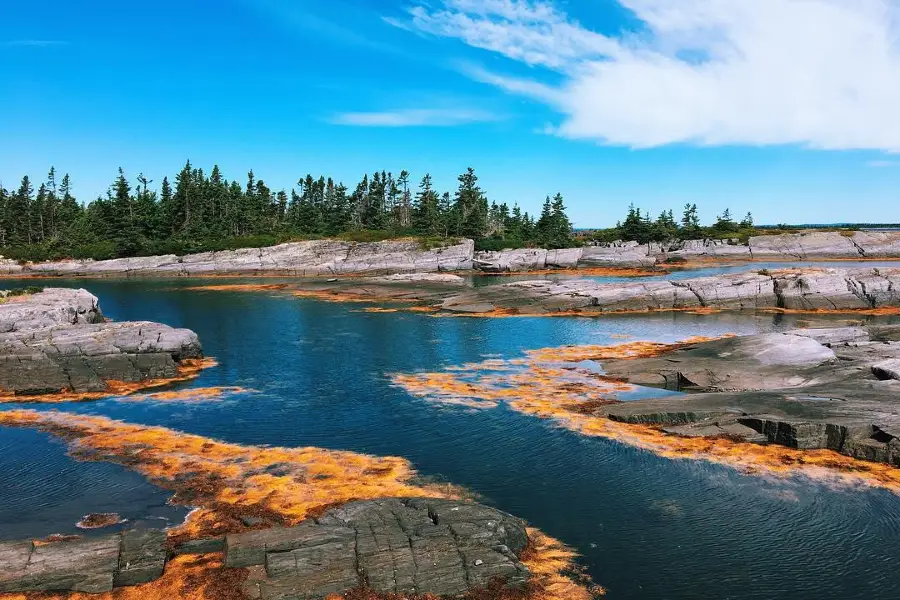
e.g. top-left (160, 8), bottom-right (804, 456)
top-left (19, 239), bottom-right (475, 277)
top-left (439, 268), bottom-right (900, 314)
top-left (0, 536), bottom-right (120, 593)
top-left (594, 328), bottom-right (900, 466)
top-left (0, 289), bottom-right (203, 398)
top-left (0, 288), bottom-right (102, 333)
top-left (873, 359), bottom-right (900, 381)
top-left (115, 529), bottom-right (168, 587)
top-left (233, 498), bottom-right (530, 600)
top-left (474, 249), bottom-right (548, 272)
top-left (172, 537), bottom-right (226, 555)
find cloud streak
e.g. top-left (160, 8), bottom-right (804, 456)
top-left (330, 108), bottom-right (498, 127)
top-left (4, 40), bottom-right (67, 47)
top-left (390, 0), bottom-right (900, 151)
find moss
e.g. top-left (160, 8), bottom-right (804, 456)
top-left (3, 286), bottom-right (44, 297)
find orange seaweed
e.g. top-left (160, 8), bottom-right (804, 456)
top-left (76, 513), bottom-right (124, 529)
top-left (0, 358), bottom-right (218, 405)
top-left (392, 337), bottom-right (900, 494)
top-left (0, 411), bottom-right (599, 600)
top-left (122, 386), bottom-right (250, 403)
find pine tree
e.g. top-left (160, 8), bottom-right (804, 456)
top-left (412, 174), bottom-right (441, 235)
top-left (454, 168), bottom-right (488, 238)
top-left (111, 168), bottom-right (141, 255)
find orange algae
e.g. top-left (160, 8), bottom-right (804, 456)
top-left (392, 338), bottom-right (900, 494)
top-left (0, 358), bottom-right (218, 405)
top-left (122, 386), bottom-right (250, 403)
top-left (0, 411), bottom-right (600, 600)
top-left (76, 513), bottom-right (125, 529)
top-left (0, 410), bottom-right (443, 535)
top-left (183, 283), bottom-right (291, 292)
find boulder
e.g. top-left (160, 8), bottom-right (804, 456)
top-left (473, 249), bottom-right (547, 272)
top-left (230, 498), bottom-right (530, 599)
top-left (0, 289), bottom-right (203, 398)
top-left (0, 288), bottom-right (102, 333)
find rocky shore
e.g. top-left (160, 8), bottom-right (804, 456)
top-left (0, 498), bottom-right (534, 597)
top-left (440, 267), bottom-right (900, 314)
top-left (0, 239), bottom-right (475, 277)
top-left (593, 327), bottom-right (900, 466)
top-left (0, 288), bottom-right (204, 399)
top-left (2, 231), bottom-right (899, 277)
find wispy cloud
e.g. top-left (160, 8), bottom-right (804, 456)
top-left (4, 40), bottom-right (68, 47)
top-left (866, 160), bottom-right (900, 168)
top-left (389, 0), bottom-right (900, 152)
top-left (330, 108), bottom-right (499, 127)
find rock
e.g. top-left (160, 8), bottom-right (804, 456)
top-left (545, 247), bottom-right (583, 269)
top-left (873, 359), bottom-right (900, 381)
top-left (749, 232), bottom-right (860, 259)
top-left (20, 239), bottom-right (475, 277)
top-left (474, 249), bottom-right (548, 272)
top-left (439, 268), bottom-right (900, 314)
top-left (0, 288), bottom-right (102, 333)
top-left (171, 537), bottom-right (226, 556)
top-left (0, 529), bottom-right (168, 593)
top-left (0, 289), bottom-right (203, 398)
top-left (580, 244), bottom-right (656, 268)
top-left (0, 534), bottom-right (125, 593)
top-left (229, 498), bottom-right (530, 599)
top-left (114, 529), bottom-right (168, 587)
top-left (593, 328), bottom-right (900, 466)
top-left (375, 273), bottom-right (465, 284)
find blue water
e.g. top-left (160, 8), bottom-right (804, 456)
top-left (2, 278), bottom-right (900, 599)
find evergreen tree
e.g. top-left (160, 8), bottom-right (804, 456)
top-left (454, 168), bottom-right (488, 239)
top-left (412, 174), bottom-right (441, 235)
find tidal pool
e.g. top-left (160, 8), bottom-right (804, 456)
top-left (2, 277), bottom-right (900, 599)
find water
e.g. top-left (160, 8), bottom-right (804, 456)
top-left (2, 277), bottom-right (900, 599)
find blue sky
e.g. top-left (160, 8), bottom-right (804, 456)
top-left (3, 0), bottom-right (900, 227)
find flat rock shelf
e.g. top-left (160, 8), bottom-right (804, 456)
top-left (0, 529), bottom-right (167, 594)
top-left (230, 498), bottom-right (531, 600)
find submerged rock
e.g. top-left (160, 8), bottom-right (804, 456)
top-left (229, 497), bottom-right (530, 599)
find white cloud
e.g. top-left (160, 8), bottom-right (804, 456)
top-left (390, 0), bottom-right (900, 151)
top-left (330, 108), bottom-right (498, 127)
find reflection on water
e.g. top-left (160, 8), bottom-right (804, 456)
top-left (1, 277), bottom-right (900, 599)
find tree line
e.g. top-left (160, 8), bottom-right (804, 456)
top-left (584, 203), bottom-right (758, 245)
top-left (0, 163), bottom-right (574, 261)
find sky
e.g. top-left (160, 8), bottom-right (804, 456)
top-left (3, 0), bottom-right (900, 227)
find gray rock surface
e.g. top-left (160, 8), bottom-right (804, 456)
top-left (440, 268), bottom-right (900, 314)
top-left (0, 529), bottom-right (166, 593)
top-left (0, 288), bottom-right (202, 397)
top-left (592, 328), bottom-right (900, 465)
top-left (229, 498), bottom-right (530, 599)
top-left (18, 239), bottom-right (475, 277)
top-left (0, 288), bottom-right (102, 332)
